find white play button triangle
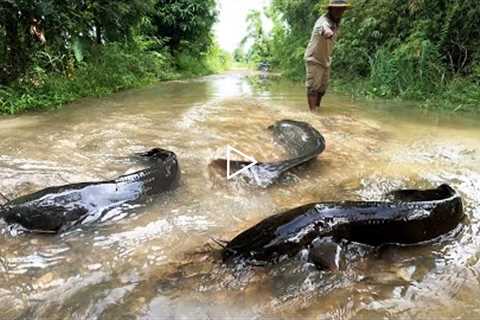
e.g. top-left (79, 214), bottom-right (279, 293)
top-left (226, 145), bottom-right (258, 180)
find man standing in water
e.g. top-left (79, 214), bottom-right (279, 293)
top-left (304, 0), bottom-right (351, 112)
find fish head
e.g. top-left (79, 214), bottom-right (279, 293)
top-left (139, 148), bottom-right (177, 162)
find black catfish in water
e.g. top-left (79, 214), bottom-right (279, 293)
top-left (222, 184), bottom-right (464, 268)
top-left (0, 148), bottom-right (179, 234)
top-left (211, 119), bottom-right (326, 187)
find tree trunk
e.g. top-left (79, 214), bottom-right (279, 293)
top-left (96, 23), bottom-right (102, 44)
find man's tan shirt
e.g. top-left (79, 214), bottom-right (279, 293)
top-left (304, 14), bottom-right (338, 68)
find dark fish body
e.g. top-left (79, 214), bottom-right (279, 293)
top-left (212, 120), bottom-right (326, 187)
top-left (223, 185), bottom-right (464, 263)
top-left (0, 148), bottom-right (179, 233)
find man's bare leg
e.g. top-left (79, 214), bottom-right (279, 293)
top-left (316, 91), bottom-right (325, 108)
top-left (308, 94), bottom-right (318, 112)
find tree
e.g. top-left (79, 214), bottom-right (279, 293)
top-left (241, 10), bottom-right (272, 64)
top-left (0, 0), bottom-right (46, 83)
top-left (233, 47), bottom-right (246, 63)
top-left (150, 0), bottom-right (218, 54)
top-left (0, 0), bottom-right (220, 85)
top-left (263, 0), bottom-right (480, 79)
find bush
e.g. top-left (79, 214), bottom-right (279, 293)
top-left (257, 0), bottom-right (479, 112)
top-left (423, 78), bottom-right (480, 112)
top-left (0, 40), bottom-right (177, 114)
top-left (0, 37), bottom-right (232, 115)
top-left (175, 43), bottom-right (231, 76)
top-left (367, 35), bottom-right (446, 99)
top-left (0, 0), bottom-right (222, 114)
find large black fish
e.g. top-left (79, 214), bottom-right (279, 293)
top-left (223, 184), bottom-right (464, 268)
top-left (211, 119), bottom-right (326, 187)
top-left (0, 148), bottom-right (179, 233)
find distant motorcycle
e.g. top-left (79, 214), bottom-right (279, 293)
top-left (257, 61), bottom-right (270, 73)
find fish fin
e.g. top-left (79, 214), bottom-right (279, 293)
top-left (0, 192), bottom-right (10, 205)
top-left (248, 259), bottom-right (268, 267)
top-left (57, 211), bottom-right (92, 234)
top-left (210, 237), bottom-right (229, 249)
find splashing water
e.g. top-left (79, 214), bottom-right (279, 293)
top-left (0, 70), bottom-right (479, 319)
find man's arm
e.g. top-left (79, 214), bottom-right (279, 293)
top-left (322, 26), bottom-right (334, 39)
top-left (314, 18), bottom-right (334, 39)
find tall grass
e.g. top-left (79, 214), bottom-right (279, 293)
top-left (366, 36), bottom-right (445, 99)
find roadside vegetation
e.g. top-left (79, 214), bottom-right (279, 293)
top-left (0, 0), bottom-right (230, 115)
top-left (239, 0), bottom-right (479, 113)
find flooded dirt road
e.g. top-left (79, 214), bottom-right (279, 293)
top-left (0, 71), bottom-right (479, 319)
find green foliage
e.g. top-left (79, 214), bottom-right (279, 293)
top-left (255, 0), bottom-right (479, 112)
top-left (72, 37), bottom-right (87, 63)
top-left (0, 0), bottom-right (156, 83)
top-left (204, 43), bottom-right (232, 73)
top-left (0, 0), bottom-right (218, 83)
top-left (367, 34), bottom-right (446, 99)
top-left (240, 10), bottom-right (272, 65)
top-left (0, 39), bottom-right (177, 114)
top-left (332, 0), bottom-right (480, 76)
top-left (175, 43), bottom-right (231, 77)
top-left (422, 78), bottom-right (480, 113)
top-left (265, 0), bottom-right (321, 79)
top-left (0, 37), bottom-right (232, 115)
top-left (233, 48), bottom-right (246, 63)
top-left (150, 0), bottom-right (217, 54)
top-left (0, 0), bottom-right (223, 114)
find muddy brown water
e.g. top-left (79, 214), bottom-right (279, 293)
top-left (0, 70), bottom-right (479, 319)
